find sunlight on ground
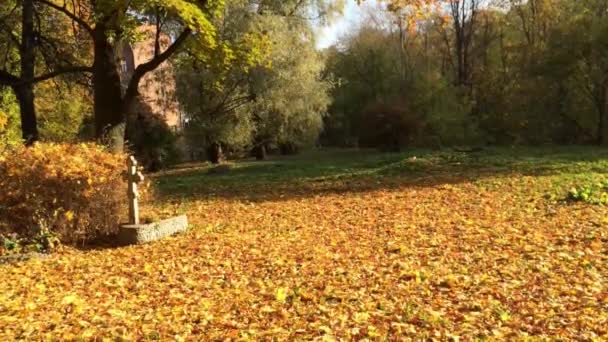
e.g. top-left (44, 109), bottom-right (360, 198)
top-left (1, 148), bottom-right (607, 339)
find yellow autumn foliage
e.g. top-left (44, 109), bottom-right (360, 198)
top-left (0, 111), bottom-right (7, 131)
top-left (0, 143), bottom-right (128, 244)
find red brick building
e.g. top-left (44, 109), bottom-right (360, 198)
top-left (117, 25), bottom-right (183, 132)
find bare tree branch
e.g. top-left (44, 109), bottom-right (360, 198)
top-left (34, 0), bottom-right (93, 35)
top-left (4, 65), bottom-right (93, 86)
top-left (123, 28), bottom-right (192, 107)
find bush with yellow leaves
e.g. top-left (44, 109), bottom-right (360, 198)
top-left (0, 143), bottom-right (128, 245)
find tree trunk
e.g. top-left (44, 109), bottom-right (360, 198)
top-left (597, 119), bottom-right (605, 145)
top-left (207, 142), bottom-right (222, 164)
top-left (19, 0), bottom-right (38, 145)
top-left (13, 85), bottom-right (38, 145)
top-left (279, 142), bottom-right (299, 156)
top-left (253, 144), bottom-right (266, 160)
top-left (456, 39), bottom-right (465, 86)
top-left (598, 83), bottom-right (608, 145)
top-left (92, 25), bottom-right (127, 152)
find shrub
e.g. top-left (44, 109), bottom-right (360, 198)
top-left (0, 143), bottom-right (129, 245)
top-left (566, 180), bottom-right (608, 205)
top-left (358, 101), bottom-right (423, 151)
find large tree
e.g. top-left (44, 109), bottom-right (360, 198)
top-left (247, 15), bottom-right (331, 155)
top-left (27, 0), bottom-right (225, 151)
top-left (176, 0), bottom-right (338, 161)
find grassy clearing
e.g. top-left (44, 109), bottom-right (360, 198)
top-left (156, 146), bottom-right (608, 202)
top-left (1, 147), bottom-right (608, 339)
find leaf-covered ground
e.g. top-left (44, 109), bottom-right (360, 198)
top-left (2, 148), bottom-right (608, 340)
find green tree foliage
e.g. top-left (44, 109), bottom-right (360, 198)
top-left (35, 81), bottom-right (92, 142)
top-left (175, 0), bottom-right (267, 157)
top-left (322, 19), bottom-right (473, 148)
top-left (246, 15), bottom-right (331, 152)
top-left (546, 0), bottom-right (608, 144)
top-left (0, 88), bottom-right (21, 149)
top-left (0, 0), bottom-right (92, 145)
top-left (5, 0), bottom-right (608, 155)
top-left (21, 0), bottom-right (230, 152)
top-left (0, 1), bottom-right (92, 145)
top-left (176, 0), bottom-right (333, 161)
top-left (322, 0), bottom-right (608, 148)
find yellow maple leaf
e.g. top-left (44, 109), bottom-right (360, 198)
top-left (354, 312), bottom-right (370, 323)
top-left (0, 112), bottom-right (7, 130)
top-left (108, 309), bottom-right (126, 318)
top-left (61, 294), bottom-right (80, 306)
top-left (275, 287), bottom-right (289, 303)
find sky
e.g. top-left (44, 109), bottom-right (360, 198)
top-left (314, 0), bottom-right (378, 49)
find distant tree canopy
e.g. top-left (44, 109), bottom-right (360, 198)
top-left (2, 0), bottom-right (608, 164)
top-left (322, 0), bottom-right (608, 148)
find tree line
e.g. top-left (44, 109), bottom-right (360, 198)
top-left (0, 0), bottom-right (339, 165)
top-left (1, 0), bottom-right (607, 167)
top-left (323, 0), bottom-right (608, 149)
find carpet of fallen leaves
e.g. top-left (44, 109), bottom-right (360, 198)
top-left (1, 154), bottom-right (608, 340)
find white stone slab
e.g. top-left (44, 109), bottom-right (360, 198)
top-left (118, 215), bottom-right (188, 245)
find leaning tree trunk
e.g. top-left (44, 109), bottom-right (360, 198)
top-left (92, 25), bottom-right (127, 153)
top-left (18, 0), bottom-right (38, 145)
top-left (253, 144), bottom-right (266, 161)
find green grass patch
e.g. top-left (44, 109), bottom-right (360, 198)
top-left (154, 146), bottom-right (608, 202)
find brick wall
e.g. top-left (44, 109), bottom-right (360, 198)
top-left (118, 25), bottom-right (182, 132)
